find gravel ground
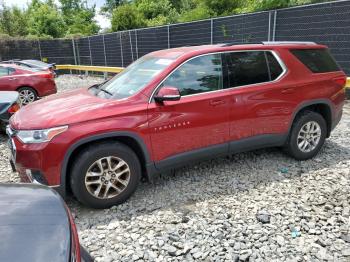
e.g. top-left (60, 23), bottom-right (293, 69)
top-left (1, 75), bottom-right (350, 262)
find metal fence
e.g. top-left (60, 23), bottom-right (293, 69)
top-left (1, 0), bottom-right (350, 73)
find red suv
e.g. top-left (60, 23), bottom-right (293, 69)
top-left (7, 42), bottom-right (346, 208)
top-left (0, 64), bottom-right (57, 105)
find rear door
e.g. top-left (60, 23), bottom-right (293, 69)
top-left (222, 51), bottom-right (289, 141)
top-left (148, 53), bottom-right (231, 165)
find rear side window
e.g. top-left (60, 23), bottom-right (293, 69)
top-left (222, 51), bottom-right (283, 89)
top-left (291, 49), bottom-right (340, 73)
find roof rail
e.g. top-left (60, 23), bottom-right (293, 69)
top-left (220, 42), bottom-right (262, 47)
top-left (262, 41), bottom-right (317, 45)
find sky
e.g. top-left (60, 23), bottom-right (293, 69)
top-left (3, 0), bottom-right (110, 29)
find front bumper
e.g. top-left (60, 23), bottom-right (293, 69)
top-left (6, 126), bottom-right (66, 197)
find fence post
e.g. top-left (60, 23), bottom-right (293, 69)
top-left (210, 18), bottom-right (213, 44)
top-left (129, 30), bottom-right (134, 62)
top-left (37, 40), bottom-right (42, 61)
top-left (119, 33), bottom-right (124, 67)
top-left (167, 25), bottom-right (170, 49)
top-left (88, 36), bottom-right (93, 66)
top-left (102, 34), bottom-right (107, 66)
top-left (268, 11), bottom-right (271, 41)
top-left (272, 10), bottom-right (277, 41)
top-left (72, 38), bottom-right (77, 65)
top-left (135, 29), bottom-right (138, 59)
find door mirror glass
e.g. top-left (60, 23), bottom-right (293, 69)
top-left (154, 86), bottom-right (181, 103)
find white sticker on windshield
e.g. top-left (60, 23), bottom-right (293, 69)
top-left (155, 59), bottom-right (173, 65)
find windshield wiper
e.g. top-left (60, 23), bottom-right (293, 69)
top-left (99, 88), bottom-right (113, 96)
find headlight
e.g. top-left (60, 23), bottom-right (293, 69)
top-left (16, 126), bottom-right (68, 144)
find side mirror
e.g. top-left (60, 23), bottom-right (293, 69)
top-left (154, 86), bottom-right (181, 103)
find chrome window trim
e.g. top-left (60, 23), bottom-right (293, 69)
top-left (148, 50), bottom-right (287, 103)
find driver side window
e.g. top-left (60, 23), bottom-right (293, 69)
top-left (161, 54), bottom-right (223, 96)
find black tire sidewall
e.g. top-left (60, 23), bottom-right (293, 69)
top-left (288, 111), bottom-right (327, 160)
top-left (70, 142), bottom-right (141, 209)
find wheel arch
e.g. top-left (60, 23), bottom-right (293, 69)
top-left (61, 132), bottom-right (156, 196)
top-left (289, 99), bottom-right (333, 138)
top-left (16, 85), bottom-right (38, 94)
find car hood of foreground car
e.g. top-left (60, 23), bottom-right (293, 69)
top-left (10, 88), bottom-right (143, 130)
top-left (0, 184), bottom-right (71, 262)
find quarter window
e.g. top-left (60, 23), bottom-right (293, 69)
top-left (161, 54), bottom-right (223, 96)
top-left (290, 48), bottom-right (340, 73)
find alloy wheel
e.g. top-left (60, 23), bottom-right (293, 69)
top-left (84, 156), bottom-right (131, 199)
top-left (19, 89), bottom-right (36, 105)
top-left (297, 121), bottom-right (321, 153)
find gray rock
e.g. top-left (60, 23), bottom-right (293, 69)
top-left (256, 210), bottom-right (271, 224)
top-left (165, 245), bottom-right (177, 256)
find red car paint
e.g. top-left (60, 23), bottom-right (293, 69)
top-left (8, 43), bottom-right (346, 191)
top-left (0, 64), bottom-right (57, 97)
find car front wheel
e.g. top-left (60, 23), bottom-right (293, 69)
top-left (70, 142), bottom-right (141, 209)
top-left (285, 110), bottom-right (327, 160)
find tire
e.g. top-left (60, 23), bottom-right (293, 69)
top-left (17, 87), bottom-right (37, 106)
top-left (285, 110), bottom-right (327, 160)
top-left (70, 142), bottom-right (141, 209)
top-left (0, 121), bottom-right (5, 133)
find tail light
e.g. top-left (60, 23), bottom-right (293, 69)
top-left (8, 103), bottom-right (20, 114)
top-left (66, 206), bottom-right (81, 262)
top-left (36, 72), bottom-right (54, 79)
top-left (332, 76), bottom-right (347, 87)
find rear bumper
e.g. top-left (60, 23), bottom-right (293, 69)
top-left (37, 79), bottom-right (57, 97)
top-left (331, 108), bottom-right (343, 131)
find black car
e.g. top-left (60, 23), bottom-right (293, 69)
top-left (0, 184), bottom-right (93, 262)
top-left (0, 91), bottom-right (19, 130)
top-left (2, 59), bottom-right (57, 77)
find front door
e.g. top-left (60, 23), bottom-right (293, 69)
top-left (0, 66), bottom-right (17, 91)
top-left (147, 54), bottom-right (231, 165)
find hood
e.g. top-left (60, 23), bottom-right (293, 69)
top-left (11, 88), bottom-right (124, 129)
top-left (0, 184), bottom-right (70, 262)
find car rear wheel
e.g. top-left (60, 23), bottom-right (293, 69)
top-left (70, 142), bottom-right (141, 209)
top-left (285, 110), bottom-right (327, 160)
top-left (18, 87), bottom-right (37, 106)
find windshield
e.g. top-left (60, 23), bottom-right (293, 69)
top-left (96, 56), bottom-right (174, 99)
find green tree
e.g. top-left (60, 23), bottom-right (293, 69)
top-left (27, 1), bottom-right (66, 38)
top-left (178, 4), bottom-right (211, 22)
top-left (202, 0), bottom-right (243, 15)
top-left (111, 4), bottom-right (145, 31)
top-left (59, 0), bottom-right (99, 36)
top-left (136, 0), bottom-right (178, 26)
top-left (101, 0), bottom-right (125, 15)
top-left (0, 4), bottom-right (28, 36)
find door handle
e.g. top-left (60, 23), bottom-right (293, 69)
top-left (210, 99), bottom-right (225, 106)
top-left (281, 88), bottom-right (295, 94)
